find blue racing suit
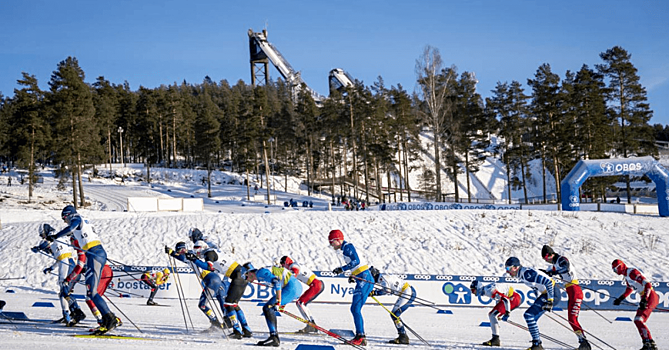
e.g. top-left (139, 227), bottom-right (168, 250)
top-left (336, 241), bottom-right (374, 336)
top-left (256, 266), bottom-right (303, 335)
top-left (515, 267), bottom-right (561, 343)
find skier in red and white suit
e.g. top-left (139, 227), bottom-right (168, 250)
top-left (611, 259), bottom-right (659, 350)
top-left (280, 256), bottom-right (324, 334)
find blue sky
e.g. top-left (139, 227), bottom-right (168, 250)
top-left (1, 0), bottom-right (668, 125)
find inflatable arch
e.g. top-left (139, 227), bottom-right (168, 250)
top-left (561, 156), bottom-right (669, 217)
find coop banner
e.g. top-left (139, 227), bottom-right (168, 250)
top-left (101, 266), bottom-right (669, 311)
top-left (379, 202), bottom-right (521, 211)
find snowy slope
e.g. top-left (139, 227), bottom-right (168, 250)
top-left (1, 166), bottom-right (668, 350)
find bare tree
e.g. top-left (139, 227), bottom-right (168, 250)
top-left (415, 45), bottom-right (454, 201)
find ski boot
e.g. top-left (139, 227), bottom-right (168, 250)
top-left (63, 312), bottom-right (76, 327)
top-left (228, 329), bottom-right (243, 340)
top-left (257, 334), bottom-right (280, 347)
top-left (71, 307), bottom-right (86, 324)
top-left (0, 300), bottom-right (5, 310)
top-left (242, 327), bottom-right (253, 338)
top-left (388, 333), bottom-right (410, 344)
top-left (203, 319), bottom-right (223, 333)
top-left (527, 340), bottom-right (543, 350)
top-left (578, 338), bottom-right (592, 350)
top-left (350, 333), bottom-right (367, 346)
top-left (146, 299), bottom-right (157, 306)
top-left (482, 335), bottom-right (500, 346)
top-left (296, 324), bottom-right (318, 334)
top-left (98, 312), bottom-right (119, 334)
top-left (641, 339), bottom-right (658, 350)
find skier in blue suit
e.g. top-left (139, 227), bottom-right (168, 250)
top-left (329, 229), bottom-right (374, 346)
top-left (505, 256), bottom-right (561, 350)
top-left (48, 205), bottom-right (118, 334)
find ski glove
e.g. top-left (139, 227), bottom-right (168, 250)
top-left (332, 267), bottom-right (343, 275)
top-left (60, 279), bottom-right (72, 295)
top-left (613, 296), bottom-right (625, 306)
top-left (185, 252), bottom-right (198, 261)
top-left (639, 297), bottom-right (648, 310)
top-left (45, 235), bottom-right (55, 242)
top-left (369, 290), bottom-right (377, 297)
top-left (500, 312), bottom-right (510, 321)
top-left (31, 246), bottom-right (40, 253)
top-left (164, 246), bottom-right (173, 255)
top-left (542, 299), bottom-right (553, 312)
top-left (348, 275), bottom-right (356, 283)
top-left (43, 266), bottom-right (53, 275)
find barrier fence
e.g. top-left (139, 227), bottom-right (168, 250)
top-left (87, 266), bottom-right (668, 311)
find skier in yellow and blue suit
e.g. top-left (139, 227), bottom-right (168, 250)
top-left (244, 263), bottom-right (303, 347)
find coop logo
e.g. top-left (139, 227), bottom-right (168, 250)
top-left (600, 162), bottom-right (615, 173)
top-left (176, 267), bottom-right (192, 273)
top-left (130, 266), bottom-right (147, 272)
top-left (458, 276), bottom-right (477, 282)
top-left (319, 271), bottom-right (336, 277)
top-left (110, 265), bottom-right (123, 272)
top-left (597, 280), bottom-right (615, 286)
top-left (569, 195), bottom-right (580, 208)
top-left (442, 282), bottom-right (472, 304)
top-left (413, 275), bottom-right (431, 280)
top-left (580, 279), bottom-right (591, 286)
top-left (436, 275), bottom-right (453, 281)
top-left (397, 274), bottom-right (408, 279)
top-left (483, 276), bottom-right (500, 282)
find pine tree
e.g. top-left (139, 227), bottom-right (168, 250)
top-left (48, 57), bottom-right (100, 208)
top-left (11, 73), bottom-right (48, 202)
top-left (194, 92), bottom-right (221, 198)
top-left (92, 77), bottom-right (119, 173)
top-left (527, 63), bottom-right (563, 203)
top-left (596, 46), bottom-right (656, 203)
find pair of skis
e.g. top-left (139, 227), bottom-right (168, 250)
top-left (279, 309), bottom-right (365, 349)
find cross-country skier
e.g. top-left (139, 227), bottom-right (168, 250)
top-left (541, 245), bottom-right (590, 350)
top-left (368, 266), bottom-right (416, 345)
top-left (611, 259), bottom-right (659, 350)
top-left (189, 227), bottom-right (220, 260)
top-left (469, 280), bottom-right (521, 346)
top-left (141, 268), bottom-right (170, 305)
top-left (328, 229), bottom-right (374, 346)
top-left (244, 262), bottom-right (303, 347)
top-left (167, 241), bottom-right (251, 337)
top-left (65, 232), bottom-right (116, 331)
top-left (47, 205), bottom-right (119, 334)
top-left (279, 255), bottom-right (324, 334)
top-left (196, 269), bottom-right (232, 334)
top-left (31, 223), bottom-right (85, 326)
top-left (505, 256), bottom-right (560, 350)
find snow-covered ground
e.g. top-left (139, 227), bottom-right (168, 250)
top-left (0, 165), bottom-right (667, 349)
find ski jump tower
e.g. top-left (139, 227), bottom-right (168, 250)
top-left (248, 28), bottom-right (324, 104)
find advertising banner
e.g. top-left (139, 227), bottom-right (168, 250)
top-left (100, 266), bottom-right (669, 311)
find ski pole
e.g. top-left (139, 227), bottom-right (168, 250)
top-left (348, 274), bottom-right (437, 306)
top-left (543, 313), bottom-right (604, 350)
top-left (279, 309), bottom-right (366, 350)
top-left (0, 277), bottom-right (25, 281)
top-left (102, 293), bottom-right (142, 333)
top-left (547, 311), bottom-right (615, 350)
top-left (553, 281), bottom-right (613, 324)
top-left (504, 319), bottom-right (573, 348)
top-left (370, 295), bottom-right (431, 346)
top-left (169, 255), bottom-right (194, 332)
top-left (192, 263), bottom-right (229, 339)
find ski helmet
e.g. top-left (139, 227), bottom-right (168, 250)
top-left (189, 228), bottom-right (203, 242)
top-left (469, 280), bottom-right (480, 294)
top-left (61, 205), bottom-right (77, 223)
top-left (39, 223), bottom-right (54, 238)
top-left (369, 266), bottom-right (380, 282)
top-left (541, 245), bottom-right (554, 260)
top-left (612, 259), bottom-right (627, 275)
top-left (243, 262), bottom-right (256, 272)
top-left (280, 256), bottom-right (293, 267)
top-left (163, 268), bottom-right (170, 275)
top-left (328, 229), bottom-right (344, 242)
top-left (505, 257), bottom-right (521, 269)
top-left (204, 250), bottom-right (218, 262)
top-left (175, 241), bottom-right (187, 253)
